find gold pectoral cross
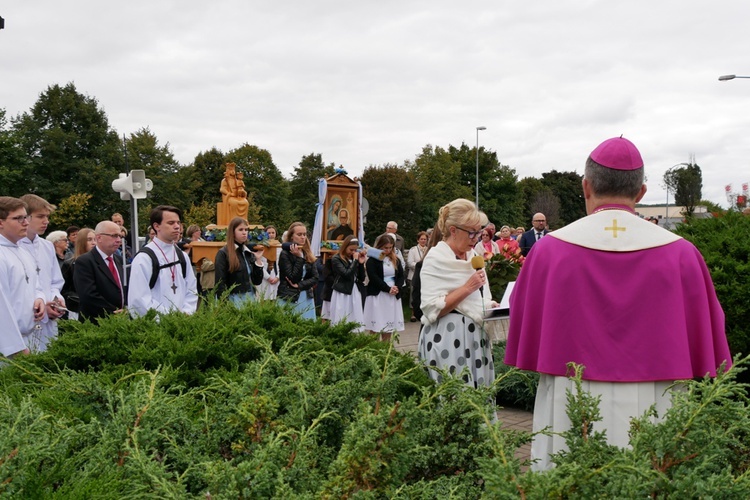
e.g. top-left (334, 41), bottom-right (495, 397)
top-left (604, 219), bottom-right (626, 238)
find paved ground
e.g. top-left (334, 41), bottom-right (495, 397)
top-left (393, 319), bottom-right (533, 465)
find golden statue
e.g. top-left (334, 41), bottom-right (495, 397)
top-left (217, 162), bottom-right (249, 225)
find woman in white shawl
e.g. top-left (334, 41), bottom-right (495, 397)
top-left (418, 198), bottom-right (497, 388)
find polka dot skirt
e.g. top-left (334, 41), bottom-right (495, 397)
top-left (418, 312), bottom-right (495, 388)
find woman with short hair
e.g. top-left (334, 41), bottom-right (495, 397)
top-left (45, 230), bottom-right (69, 268)
top-left (473, 227), bottom-right (500, 260)
top-left (60, 228), bottom-right (96, 320)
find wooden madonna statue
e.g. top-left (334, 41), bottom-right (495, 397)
top-left (217, 162), bottom-right (249, 226)
top-left (190, 162), bottom-right (280, 267)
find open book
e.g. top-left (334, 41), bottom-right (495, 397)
top-left (484, 281), bottom-right (515, 320)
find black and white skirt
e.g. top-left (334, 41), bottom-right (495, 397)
top-left (418, 312), bottom-right (494, 388)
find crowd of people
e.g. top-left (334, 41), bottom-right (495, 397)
top-left (0, 135), bottom-right (733, 472)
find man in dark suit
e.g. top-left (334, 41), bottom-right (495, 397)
top-left (73, 221), bottom-right (126, 324)
top-left (519, 212), bottom-right (550, 256)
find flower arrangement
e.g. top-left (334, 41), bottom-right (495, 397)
top-left (486, 246), bottom-right (525, 299)
top-left (321, 241), bottom-right (341, 251)
top-left (204, 227), bottom-right (227, 242)
top-left (247, 228), bottom-right (271, 249)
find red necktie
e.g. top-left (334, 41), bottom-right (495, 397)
top-left (107, 256), bottom-right (122, 289)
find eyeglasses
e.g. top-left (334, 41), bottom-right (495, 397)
top-left (455, 226), bottom-right (482, 239)
top-left (97, 233), bottom-right (123, 239)
top-left (5, 215), bottom-right (31, 223)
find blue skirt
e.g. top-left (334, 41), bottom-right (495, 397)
top-left (293, 292), bottom-right (316, 320)
top-left (229, 292), bottom-right (255, 307)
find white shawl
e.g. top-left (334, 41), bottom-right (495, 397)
top-left (420, 241), bottom-right (492, 326)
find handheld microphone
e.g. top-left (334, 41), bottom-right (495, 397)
top-left (471, 255), bottom-right (485, 298)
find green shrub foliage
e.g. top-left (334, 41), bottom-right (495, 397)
top-left (674, 211), bottom-right (750, 361)
top-left (493, 341), bottom-right (539, 411)
top-left (0, 300), bottom-right (748, 497)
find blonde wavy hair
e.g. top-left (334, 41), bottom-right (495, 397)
top-left (434, 198), bottom-right (488, 241)
top-left (284, 222), bottom-right (315, 263)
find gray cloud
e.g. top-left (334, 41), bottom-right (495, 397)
top-left (3, 0), bottom-right (750, 206)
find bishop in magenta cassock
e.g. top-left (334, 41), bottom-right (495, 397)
top-left (504, 136), bottom-right (732, 471)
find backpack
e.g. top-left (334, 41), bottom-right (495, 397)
top-left (137, 246), bottom-right (188, 289)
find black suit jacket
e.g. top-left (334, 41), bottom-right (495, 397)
top-left (518, 228), bottom-right (550, 256)
top-left (73, 248), bottom-right (125, 324)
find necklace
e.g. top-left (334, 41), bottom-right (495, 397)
top-left (21, 237), bottom-right (42, 274)
top-left (154, 242), bottom-right (178, 294)
top-left (7, 247), bottom-right (31, 283)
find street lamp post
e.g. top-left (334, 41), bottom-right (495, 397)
top-left (475, 126), bottom-right (486, 208)
top-left (719, 75), bottom-right (750, 81)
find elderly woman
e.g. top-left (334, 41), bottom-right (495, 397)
top-left (406, 231), bottom-right (429, 322)
top-left (46, 230), bottom-right (69, 268)
top-left (60, 228), bottom-right (96, 321)
top-left (473, 227), bottom-right (500, 260)
top-left (419, 198), bottom-right (497, 388)
top-left (496, 225), bottom-right (520, 259)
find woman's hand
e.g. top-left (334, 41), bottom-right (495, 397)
top-left (465, 269), bottom-right (486, 293)
top-left (290, 243), bottom-right (303, 257)
top-left (252, 248), bottom-right (265, 262)
top-left (269, 277), bottom-right (280, 285)
top-left (389, 285), bottom-right (399, 295)
top-left (286, 277), bottom-right (299, 289)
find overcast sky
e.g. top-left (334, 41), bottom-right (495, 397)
top-left (3, 1), bottom-right (750, 208)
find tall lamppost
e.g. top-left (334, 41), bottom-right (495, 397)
top-left (719, 74), bottom-right (750, 81)
top-left (475, 126), bottom-right (486, 208)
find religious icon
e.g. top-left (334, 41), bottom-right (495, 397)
top-left (324, 185), bottom-right (358, 242)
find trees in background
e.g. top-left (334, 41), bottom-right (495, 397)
top-left (361, 165), bottom-right (419, 244)
top-left (664, 162), bottom-right (703, 218)
top-left (10, 83), bottom-right (124, 227)
top-left (407, 145), bottom-right (471, 232)
top-left (289, 153), bottom-right (336, 230)
top-left (448, 143), bottom-right (523, 230)
top-left (225, 144), bottom-right (291, 228)
top-left (539, 170), bottom-right (585, 225)
top-left (0, 109), bottom-right (27, 191)
top-left (3, 82), bottom-right (644, 242)
top-left (516, 171), bottom-right (585, 229)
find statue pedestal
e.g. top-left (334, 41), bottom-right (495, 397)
top-left (189, 240), bottom-right (282, 265)
top-left (189, 242), bottom-right (225, 265)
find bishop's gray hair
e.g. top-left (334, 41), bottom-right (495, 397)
top-left (584, 157), bottom-right (644, 199)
